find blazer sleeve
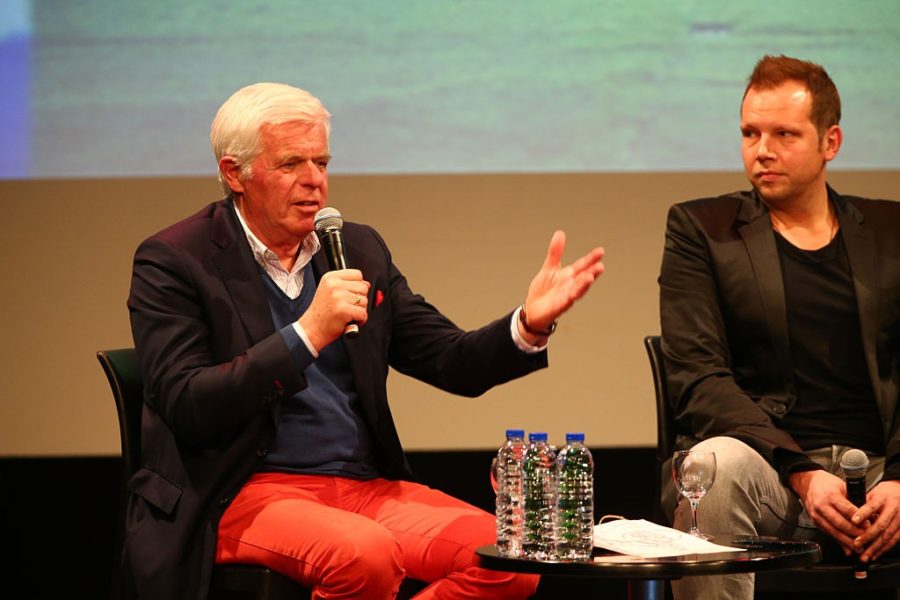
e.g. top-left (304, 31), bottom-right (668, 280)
top-left (128, 235), bottom-right (305, 447)
top-left (359, 226), bottom-right (548, 396)
top-left (659, 203), bottom-right (805, 467)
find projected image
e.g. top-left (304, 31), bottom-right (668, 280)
top-left (0, 1), bottom-right (30, 178)
top-left (2, 0), bottom-right (899, 178)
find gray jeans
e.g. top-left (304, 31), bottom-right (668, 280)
top-left (663, 436), bottom-right (884, 600)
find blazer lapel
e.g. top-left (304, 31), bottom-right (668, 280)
top-left (834, 192), bottom-right (885, 422)
top-left (210, 200), bottom-right (275, 345)
top-left (738, 194), bottom-right (795, 390)
top-left (312, 238), bottom-right (381, 427)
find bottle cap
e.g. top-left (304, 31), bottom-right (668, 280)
top-left (505, 429), bottom-right (525, 439)
top-left (528, 432), bottom-right (548, 442)
top-left (565, 432), bottom-right (585, 443)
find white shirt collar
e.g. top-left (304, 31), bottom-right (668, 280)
top-left (232, 200), bottom-right (320, 298)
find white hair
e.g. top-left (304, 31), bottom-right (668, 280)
top-left (210, 82), bottom-right (331, 194)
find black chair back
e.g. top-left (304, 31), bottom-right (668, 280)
top-left (97, 348), bottom-right (310, 600)
top-left (644, 335), bottom-right (677, 526)
top-left (99, 349), bottom-right (143, 481)
top-left (644, 336), bottom-right (674, 469)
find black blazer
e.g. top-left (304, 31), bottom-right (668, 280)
top-left (127, 199), bottom-right (547, 599)
top-left (659, 188), bottom-right (899, 473)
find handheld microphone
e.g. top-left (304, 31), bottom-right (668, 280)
top-left (314, 207), bottom-right (359, 338)
top-left (840, 448), bottom-right (870, 580)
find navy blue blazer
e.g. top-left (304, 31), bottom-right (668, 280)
top-left (127, 198), bottom-right (547, 599)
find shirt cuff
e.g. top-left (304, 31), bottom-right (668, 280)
top-left (279, 323), bottom-right (317, 372)
top-left (292, 322), bottom-right (319, 357)
top-left (510, 306), bottom-right (548, 354)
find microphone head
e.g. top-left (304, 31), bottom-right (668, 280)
top-left (840, 449), bottom-right (869, 477)
top-left (314, 207), bottom-right (343, 234)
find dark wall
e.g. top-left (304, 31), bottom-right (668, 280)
top-left (0, 457), bottom-right (121, 596)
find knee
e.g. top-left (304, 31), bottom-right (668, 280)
top-left (490, 572), bottom-right (540, 599)
top-left (692, 436), bottom-right (757, 462)
top-left (449, 568), bottom-right (539, 600)
top-left (677, 437), bottom-right (774, 530)
top-left (692, 436), bottom-right (763, 490)
top-left (318, 526), bottom-right (404, 597)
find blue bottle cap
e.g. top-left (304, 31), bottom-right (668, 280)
top-left (505, 429), bottom-right (525, 438)
top-left (565, 432), bottom-right (585, 443)
top-left (529, 432), bottom-right (548, 442)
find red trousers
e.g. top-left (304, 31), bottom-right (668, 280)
top-left (216, 472), bottom-right (538, 599)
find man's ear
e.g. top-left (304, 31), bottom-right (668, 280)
top-left (219, 157), bottom-right (245, 194)
top-left (822, 124), bottom-right (842, 162)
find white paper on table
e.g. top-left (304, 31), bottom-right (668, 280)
top-left (593, 519), bottom-right (744, 558)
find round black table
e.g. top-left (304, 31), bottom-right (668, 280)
top-left (476, 536), bottom-right (822, 600)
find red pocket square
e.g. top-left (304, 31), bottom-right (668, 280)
top-left (375, 290), bottom-right (384, 307)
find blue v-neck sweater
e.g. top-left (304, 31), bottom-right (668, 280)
top-left (258, 265), bottom-right (378, 479)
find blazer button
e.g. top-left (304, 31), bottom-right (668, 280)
top-left (219, 497), bottom-right (231, 506)
top-left (774, 404), bottom-right (786, 415)
top-left (256, 447), bottom-right (268, 458)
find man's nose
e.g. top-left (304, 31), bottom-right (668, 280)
top-left (298, 159), bottom-right (325, 185)
top-left (757, 135), bottom-right (775, 160)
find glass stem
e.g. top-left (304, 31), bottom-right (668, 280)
top-left (689, 499), bottom-right (700, 533)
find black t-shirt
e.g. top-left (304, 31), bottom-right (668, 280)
top-left (775, 230), bottom-right (883, 455)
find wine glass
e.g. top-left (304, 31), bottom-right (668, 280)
top-left (672, 450), bottom-right (717, 539)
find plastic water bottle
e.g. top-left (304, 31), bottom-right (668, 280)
top-left (494, 429), bottom-right (526, 557)
top-left (522, 432), bottom-right (557, 559)
top-left (556, 432), bottom-right (595, 560)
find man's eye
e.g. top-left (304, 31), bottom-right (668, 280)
top-left (314, 159), bottom-right (329, 171)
